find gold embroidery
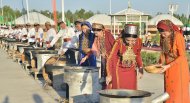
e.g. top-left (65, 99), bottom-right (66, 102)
top-left (122, 46), bottom-right (136, 67)
top-left (99, 36), bottom-right (106, 56)
top-left (82, 35), bottom-right (90, 54)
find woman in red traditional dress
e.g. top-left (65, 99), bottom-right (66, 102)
top-left (157, 20), bottom-right (190, 103)
top-left (106, 24), bottom-right (143, 89)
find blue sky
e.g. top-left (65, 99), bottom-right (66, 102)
top-left (2, 0), bottom-right (190, 16)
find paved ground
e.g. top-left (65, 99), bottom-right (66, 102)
top-left (138, 72), bottom-right (164, 100)
top-left (0, 49), bottom-right (58, 103)
top-left (0, 46), bottom-right (188, 103)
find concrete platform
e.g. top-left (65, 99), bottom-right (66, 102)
top-left (0, 49), bottom-right (58, 103)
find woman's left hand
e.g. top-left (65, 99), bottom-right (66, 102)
top-left (80, 56), bottom-right (88, 65)
top-left (138, 72), bottom-right (143, 79)
top-left (159, 64), bottom-right (171, 73)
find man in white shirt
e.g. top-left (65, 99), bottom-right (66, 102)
top-left (34, 23), bottom-right (44, 47)
top-left (14, 26), bottom-right (22, 40)
top-left (17, 26), bottom-right (22, 41)
top-left (27, 23), bottom-right (36, 45)
top-left (49, 21), bottom-right (78, 64)
top-left (21, 25), bottom-right (28, 43)
top-left (45, 21), bottom-right (56, 50)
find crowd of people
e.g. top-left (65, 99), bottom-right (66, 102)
top-left (0, 19), bottom-right (189, 103)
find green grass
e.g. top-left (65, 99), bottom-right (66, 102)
top-left (141, 51), bottom-right (160, 66)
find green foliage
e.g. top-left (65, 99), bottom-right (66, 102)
top-left (148, 15), bottom-right (153, 20)
top-left (65, 9), bottom-right (94, 23)
top-left (0, 5), bottom-right (22, 24)
top-left (0, 6), bottom-right (96, 25)
top-left (141, 51), bottom-right (160, 66)
top-left (33, 9), bottom-right (95, 23)
top-left (151, 33), bottom-right (160, 44)
top-left (40, 10), bottom-right (53, 19)
top-left (173, 13), bottom-right (190, 25)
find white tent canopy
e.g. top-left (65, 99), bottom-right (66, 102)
top-left (86, 14), bottom-right (121, 26)
top-left (148, 14), bottom-right (183, 26)
top-left (15, 12), bottom-right (55, 25)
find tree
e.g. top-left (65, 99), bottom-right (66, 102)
top-left (0, 6), bottom-right (97, 25)
top-left (65, 10), bottom-right (74, 22)
top-left (84, 11), bottom-right (94, 19)
top-left (174, 13), bottom-right (189, 24)
top-left (40, 10), bottom-right (52, 19)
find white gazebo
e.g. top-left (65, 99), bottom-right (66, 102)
top-left (109, 2), bottom-right (149, 37)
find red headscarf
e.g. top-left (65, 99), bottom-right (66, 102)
top-left (157, 20), bottom-right (180, 32)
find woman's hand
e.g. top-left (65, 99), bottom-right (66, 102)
top-left (106, 75), bottom-right (112, 85)
top-left (138, 67), bottom-right (143, 79)
top-left (80, 56), bottom-right (88, 65)
top-left (159, 64), bottom-right (171, 73)
top-left (138, 72), bottom-right (143, 79)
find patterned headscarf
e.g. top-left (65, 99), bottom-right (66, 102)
top-left (157, 20), bottom-right (180, 32)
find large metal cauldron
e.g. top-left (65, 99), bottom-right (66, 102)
top-left (35, 50), bottom-right (58, 71)
top-left (18, 45), bottom-right (33, 53)
top-left (13, 43), bottom-right (29, 51)
top-left (99, 89), bottom-right (152, 103)
top-left (44, 55), bottom-right (73, 72)
top-left (23, 48), bottom-right (45, 59)
top-left (30, 50), bottom-right (57, 59)
top-left (0, 37), bottom-right (4, 42)
top-left (44, 56), bottom-right (76, 90)
top-left (44, 56), bottom-right (67, 90)
top-left (64, 66), bottom-right (100, 103)
top-left (6, 41), bottom-right (21, 51)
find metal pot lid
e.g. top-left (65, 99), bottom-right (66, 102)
top-left (4, 38), bottom-right (17, 41)
top-left (44, 64), bottom-right (67, 73)
top-left (23, 48), bottom-right (45, 53)
top-left (45, 64), bottom-right (75, 68)
top-left (30, 50), bottom-right (58, 54)
top-left (29, 50), bottom-right (57, 58)
top-left (99, 89), bottom-right (151, 98)
top-left (14, 43), bottom-right (29, 50)
top-left (19, 47), bottom-right (33, 53)
top-left (64, 66), bottom-right (99, 72)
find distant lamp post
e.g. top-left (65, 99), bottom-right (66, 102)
top-left (169, 4), bottom-right (178, 22)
